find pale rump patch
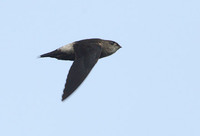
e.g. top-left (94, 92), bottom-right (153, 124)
top-left (59, 43), bottom-right (74, 53)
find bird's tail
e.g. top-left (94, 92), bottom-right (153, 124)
top-left (40, 49), bottom-right (74, 60)
top-left (40, 50), bottom-right (60, 58)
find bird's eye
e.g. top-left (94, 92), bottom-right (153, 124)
top-left (109, 41), bottom-right (115, 45)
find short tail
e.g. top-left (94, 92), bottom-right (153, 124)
top-left (40, 50), bottom-right (60, 58)
top-left (40, 49), bottom-right (74, 60)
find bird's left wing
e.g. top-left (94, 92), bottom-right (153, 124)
top-left (62, 43), bottom-right (102, 101)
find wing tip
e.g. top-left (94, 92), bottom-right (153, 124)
top-left (61, 93), bottom-right (67, 101)
top-left (61, 97), bottom-right (65, 101)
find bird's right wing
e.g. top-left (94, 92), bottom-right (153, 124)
top-left (62, 44), bottom-right (102, 101)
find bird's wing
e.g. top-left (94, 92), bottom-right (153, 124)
top-left (62, 43), bottom-right (102, 101)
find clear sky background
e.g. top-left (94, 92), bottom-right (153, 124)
top-left (0, 0), bottom-right (200, 136)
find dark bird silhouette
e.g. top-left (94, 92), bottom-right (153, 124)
top-left (40, 38), bottom-right (121, 101)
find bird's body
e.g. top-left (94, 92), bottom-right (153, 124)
top-left (40, 38), bottom-right (121, 101)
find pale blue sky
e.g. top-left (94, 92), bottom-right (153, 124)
top-left (1, 0), bottom-right (200, 136)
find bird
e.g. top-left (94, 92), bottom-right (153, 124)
top-left (40, 38), bottom-right (121, 101)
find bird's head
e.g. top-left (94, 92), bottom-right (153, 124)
top-left (102, 40), bottom-right (121, 55)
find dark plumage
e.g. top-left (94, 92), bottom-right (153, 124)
top-left (40, 38), bottom-right (121, 101)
